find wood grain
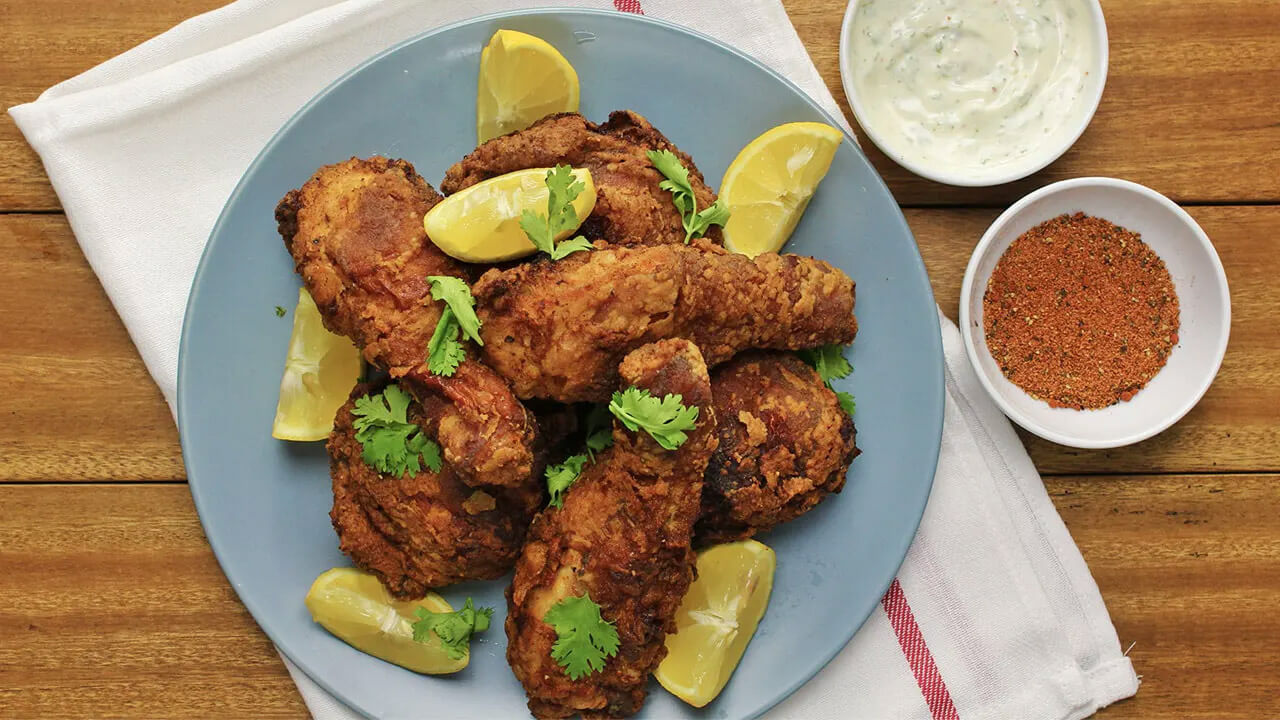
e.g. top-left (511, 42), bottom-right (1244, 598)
top-left (1050, 473), bottom-right (1280, 719)
top-left (3, 0), bottom-right (1280, 210)
top-left (0, 214), bottom-right (184, 482)
top-left (1, 478), bottom-right (1275, 719)
top-left (0, 484), bottom-right (306, 718)
top-left (2, 206), bottom-right (1274, 480)
top-left (2, 1), bottom-right (1279, 719)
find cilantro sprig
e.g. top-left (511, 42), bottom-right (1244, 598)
top-left (544, 592), bottom-right (620, 680)
top-left (799, 344), bottom-right (857, 416)
top-left (608, 387), bottom-right (699, 451)
top-left (546, 454), bottom-right (590, 509)
top-left (647, 149), bottom-right (730, 243)
top-left (426, 276), bottom-right (483, 377)
top-left (583, 403), bottom-right (614, 460)
top-left (520, 165), bottom-right (594, 261)
top-left (544, 405), bottom-right (615, 509)
top-left (351, 385), bottom-right (443, 476)
top-left (411, 597), bottom-right (494, 660)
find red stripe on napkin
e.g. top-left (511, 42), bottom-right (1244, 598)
top-left (613, 0), bottom-right (644, 13)
top-left (882, 579), bottom-right (960, 720)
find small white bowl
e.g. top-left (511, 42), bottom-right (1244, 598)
top-left (838, 0), bottom-right (1109, 187)
top-left (958, 178), bottom-right (1230, 448)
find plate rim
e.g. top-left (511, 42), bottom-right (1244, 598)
top-left (177, 7), bottom-right (945, 718)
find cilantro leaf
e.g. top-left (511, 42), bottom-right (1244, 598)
top-left (608, 387), bottom-right (699, 451)
top-left (543, 593), bottom-right (620, 680)
top-left (799, 345), bottom-right (856, 416)
top-left (549, 235), bottom-right (594, 260)
top-left (425, 277), bottom-right (482, 376)
top-left (798, 344), bottom-right (853, 384)
top-left (835, 391), bottom-right (857, 416)
top-left (274, 305), bottom-right (287, 317)
top-left (647, 149), bottom-right (730, 243)
top-left (690, 199), bottom-right (732, 238)
top-left (351, 385), bottom-right (443, 476)
top-left (546, 454), bottom-right (590, 509)
top-left (648, 149), bottom-right (692, 195)
top-left (583, 404), bottom-right (614, 460)
top-left (412, 598), bottom-right (494, 660)
top-left (426, 276), bottom-right (482, 345)
top-left (544, 404), bottom-right (618, 509)
top-left (546, 164), bottom-right (584, 236)
top-left (520, 165), bottom-right (594, 261)
top-left (426, 307), bottom-right (467, 377)
top-left (519, 210), bottom-right (553, 256)
top-left (585, 428), bottom-right (613, 458)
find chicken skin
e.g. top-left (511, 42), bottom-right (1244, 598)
top-left (275, 156), bottom-right (541, 491)
top-left (472, 240), bottom-right (858, 403)
top-left (329, 382), bottom-right (540, 597)
top-left (696, 352), bottom-right (859, 545)
top-left (506, 340), bottom-right (717, 719)
top-left (442, 111), bottom-right (720, 247)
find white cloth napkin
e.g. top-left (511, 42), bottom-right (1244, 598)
top-left (10, 1), bottom-right (1139, 718)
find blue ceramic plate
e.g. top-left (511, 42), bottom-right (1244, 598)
top-left (179, 8), bottom-right (942, 719)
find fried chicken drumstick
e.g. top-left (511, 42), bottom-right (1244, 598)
top-left (697, 351), bottom-right (859, 545)
top-left (506, 339), bottom-right (717, 719)
top-left (472, 240), bottom-right (858, 403)
top-left (275, 156), bottom-right (541, 491)
top-left (329, 382), bottom-right (539, 597)
top-left (442, 111), bottom-right (719, 247)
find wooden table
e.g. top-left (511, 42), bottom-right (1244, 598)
top-left (1, 1), bottom-right (1277, 717)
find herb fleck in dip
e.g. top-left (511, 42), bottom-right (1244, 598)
top-left (983, 213), bottom-right (1180, 409)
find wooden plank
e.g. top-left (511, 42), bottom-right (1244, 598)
top-left (1, 478), bottom-right (1276, 718)
top-left (2, 205), bottom-right (1275, 480)
top-left (0, 214), bottom-right (184, 481)
top-left (1048, 473), bottom-right (1280, 719)
top-left (3, 0), bottom-right (1279, 210)
top-left (0, 484), bottom-right (306, 718)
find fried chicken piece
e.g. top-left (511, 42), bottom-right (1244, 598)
top-left (506, 340), bottom-right (717, 719)
top-left (696, 352), bottom-right (860, 545)
top-left (275, 156), bottom-right (469, 370)
top-left (473, 240), bottom-right (858, 403)
top-left (442, 111), bottom-right (720, 247)
top-left (329, 382), bottom-right (540, 597)
top-left (275, 157), bottom-right (540, 490)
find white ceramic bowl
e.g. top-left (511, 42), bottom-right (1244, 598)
top-left (959, 178), bottom-right (1230, 448)
top-left (838, 0), bottom-right (1109, 187)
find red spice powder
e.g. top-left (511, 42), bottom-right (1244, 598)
top-left (982, 212), bottom-right (1180, 410)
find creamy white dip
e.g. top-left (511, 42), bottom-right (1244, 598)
top-left (847, 0), bottom-right (1099, 181)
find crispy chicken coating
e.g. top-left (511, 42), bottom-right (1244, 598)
top-left (328, 382), bottom-right (541, 597)
top-left (472, 240), bottom-right (858, 403)
top-left (275, 156), bottom-right (541, 490)
top-left (441, 111), bottom-right (720, 247)
top-left (697, 352), bottom-right (859, 545)
top-left (275, 156), bottom-right (469, 370)
top-left (506, 340), bottom-right (717, 719)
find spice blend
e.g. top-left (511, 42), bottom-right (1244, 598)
top-left (982, 213), bottom-right (1180, 410)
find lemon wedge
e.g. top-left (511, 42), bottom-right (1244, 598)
top-left (424, 167), bottom-right (596, 263)
top-left (719, 122), bottom-right (844, 257)
top-left (655, 540), bottom-right (777, 707)
top-left (271, 288), bottom-right (362, 441)
top-left (304, 567), bottom-right (469, 674)
top-left (477, 29), bottom-right (580, 144)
